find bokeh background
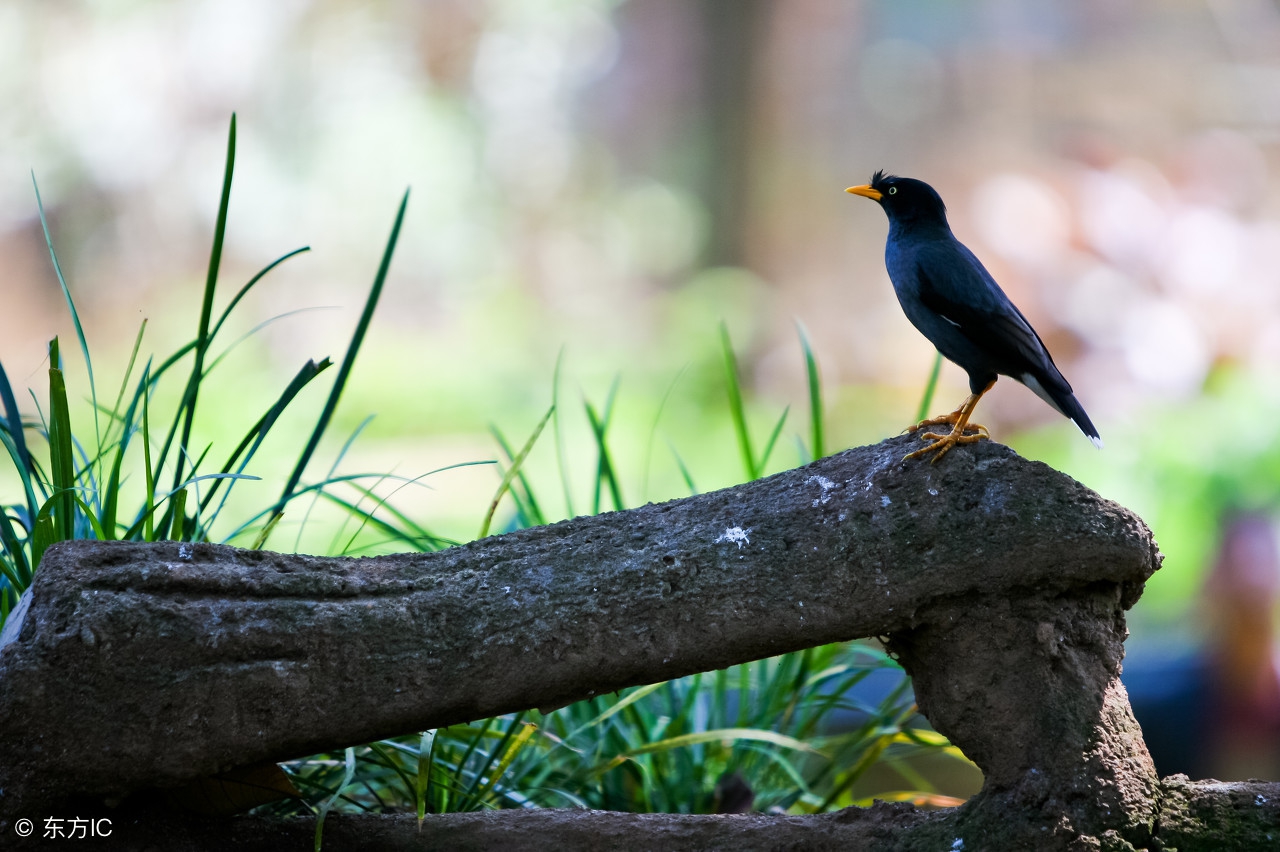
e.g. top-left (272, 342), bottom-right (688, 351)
top-left (4, 0), bottom-right (1280, 782)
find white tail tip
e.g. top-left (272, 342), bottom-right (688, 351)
top-left (1090, 435), bottom-right (1104, 450)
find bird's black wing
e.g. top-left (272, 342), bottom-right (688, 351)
top-left (911, 241), bottom-right (1102, 443)
top-left (911, 241), bottom-right (1063, 382)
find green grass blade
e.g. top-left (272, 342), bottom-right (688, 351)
top-left (0, 362), bottom-right (34, 484)
top-left (175, 472), bottom-right (261, 491)
top-left (416, 730), bottom-right (434, 821)
top-left (489, 425), bottom-right (546, 528)
top-left (796, 321), bottom-right (824, 461)
top-left (201, 307), bottom-right (336, 379)
top-left (101, 333), bottom-right (150, 540)
top-left (757, 405), bottom-right (789, 476)
top-left (294, 414), bottom-right (376, 553)
top-left (479, 406), bottom-right (554, 539)
top-left (208, 246), bottom-right (311, 343)
top-left (641, 365), bottom-right (686, 503)
top-left (217, 463), bottom-right (480, 550)
top-left (551, 348), bottom-right (574, 518)
top-left (626, 727), bottom-right (817, 757)
top-left (323, 476), bottom-right (468, 552)
top-left (70, 433), bottom-right (102, 519)
top-left (463, 712), bottom-right (527, 805)
top-left (427, 730), bottom-right (447, 814)
top-left (587, 682), bottom-right (667, 728)
top-left (102, 320), bottom-right (146, 443)
top-left (739, 739), bottom-right (816, 799)
top-left (32, 174), bottom-right (100, 458)
top-left (172, 113), bottom-right (237, 493)
top-left (123, 474), bottom-right (261, 542)
top-left (142, 364), bottom-right (156, 542)
top-left (30, 504), bottom-right (56, 574)
top-left (275, 189), bottom-right (409, 520)
top-left (816, 731), bottom-right (893, 811)
top-left (201, 357), bottom-right (333, 519)
top-left (251, 511), bottom-right (283, 551)
top-left (314, 747), bottom-right (356, 852)
top-left (668, 441), bottom-right (698, 496)
top-left (468, 711), bottom-right (532, 803)
top-left (719, 323), bottom-right (757, 480)
top-left (0, 409), bottom-right (39, 537)
top-left (448, 719), bottom-right (494, 806)
top-left (361, 741), bottom-right (415, 804)
top-left (131, 338), bottom-right (198, 493)
top-left (72, 495), bottom-right (108, 541)
top-left (181, 441), bottom-right (214, 489)
top-left (0, 508), bottom-right (30, 587)
top-left (473, 719), bottom-right (536, 805)
top-left (146, 340), bottom-right (199, 394)
top-left (0, 551), bottom-right (23, 594)
top-left (585, 391), bottom-right (624, 514)
top-left (914, 351), bottom-right (944, 423)
top-left (221, 469), bottom-right (456, 543)
top-left (24, 389), bottom-right (51, 479)
top-left (161, 487), bottom-right (187, 541)
top-left (101, 419), bottom-right (130, 541)
top-left (335, 467), bottom-right (447, 555)
top-left (46, 339), bottom-right (77, 543)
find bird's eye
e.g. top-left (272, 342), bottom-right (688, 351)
top-left (887, 186), bottom-right (898, 195)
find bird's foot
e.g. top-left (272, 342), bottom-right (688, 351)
top-left (907, 409), bottom-right (970, 433)
top-left (902, 423), bottom-right (990, 464)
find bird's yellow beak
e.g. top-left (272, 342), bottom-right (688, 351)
top-left (845, 184), bottom-right (883, 201)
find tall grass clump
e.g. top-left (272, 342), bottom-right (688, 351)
top-left (0, 115), bottom-right (470, 627)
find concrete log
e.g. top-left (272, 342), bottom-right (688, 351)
top-left (0, 433), bottom-right (1221, 850)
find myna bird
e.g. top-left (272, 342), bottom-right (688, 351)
top-left (846, 171), bottom-right (1101, 463)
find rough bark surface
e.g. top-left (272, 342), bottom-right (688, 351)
top-left (0, 433), bottom-right (1272, 849)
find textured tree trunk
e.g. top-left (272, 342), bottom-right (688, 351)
top-left (1, 433), bottom-right (1276, 849)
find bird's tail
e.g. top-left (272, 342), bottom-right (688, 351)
top-left (1020, 372), bottom-right (1103, 449)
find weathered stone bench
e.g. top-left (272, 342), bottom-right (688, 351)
top-left (2, 433), bottom-right (1276, 850)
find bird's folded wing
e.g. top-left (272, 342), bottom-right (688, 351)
top-left (913, 243), bottom-right (1058, 377)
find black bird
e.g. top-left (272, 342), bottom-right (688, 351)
top-left (846, 171), bottom-right (1101, 463)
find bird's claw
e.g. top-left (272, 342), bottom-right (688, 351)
top-left (902, 423), bottom-right (990, 464)
top-left (906, 411), bottom-right (963, 432)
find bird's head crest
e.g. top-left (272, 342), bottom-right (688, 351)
top-left (870, 169), bottom-right (898, 189)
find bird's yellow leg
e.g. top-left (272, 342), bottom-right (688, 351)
top-left (903, 380), bottom-right (995, 464)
